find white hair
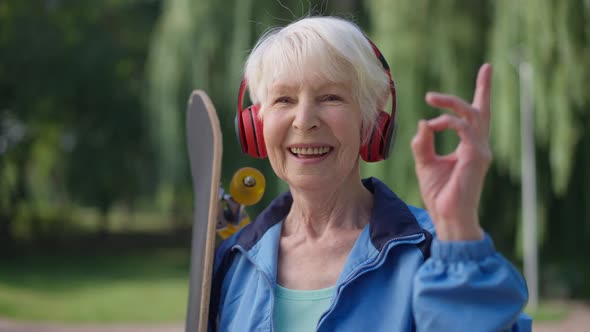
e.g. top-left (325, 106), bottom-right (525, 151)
top-left (244, 16), bottom-right (391, 142)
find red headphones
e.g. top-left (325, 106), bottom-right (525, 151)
top-left (236, 37), bottom-right (397, 162)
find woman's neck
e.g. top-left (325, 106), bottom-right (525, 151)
top-left (284, 175), bottom-right (373, 239)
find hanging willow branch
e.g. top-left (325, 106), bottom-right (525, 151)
top-left (490, 0), bottom-right (589, 195)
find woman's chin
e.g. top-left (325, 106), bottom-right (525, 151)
top-left (285, 173), bottom-right (345, 193)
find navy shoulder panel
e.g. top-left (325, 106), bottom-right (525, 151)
top-left (234, 191), bottom-right (293, 251)
top-left (364, 177), bottom-right (433, 259)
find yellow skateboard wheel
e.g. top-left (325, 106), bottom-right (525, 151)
top-left (229, 167), bottom-right (265, 206)
top-left (217, 216), bottom-right (251, 240)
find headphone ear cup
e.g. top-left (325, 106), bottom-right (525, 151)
top-left (360, 111), bottom-right (391, 162)
top-left (239, 104), bottom-right (267, 158)
top-left (236, 108), bottom-right (248, 155)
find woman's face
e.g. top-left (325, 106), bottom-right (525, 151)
top-left (261, 75), bottom-right (363, 192)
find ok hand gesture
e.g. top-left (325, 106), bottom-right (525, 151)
top-left (411, 64), bottom-right (493, 241)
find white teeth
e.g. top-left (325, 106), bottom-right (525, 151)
top-left (289, 147), bottom-right (331, 155)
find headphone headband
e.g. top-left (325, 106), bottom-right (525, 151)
top-left (237, 77), bottom-right (248, 115)
top-left (365, 38), bottom-right (397, 126)
top-left (236, 77), bottom-right (249, 154)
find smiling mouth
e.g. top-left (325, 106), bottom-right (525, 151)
top-left (289, 146), bottom-right (332, 158)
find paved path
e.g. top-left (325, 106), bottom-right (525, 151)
top-left (533, 302), bottom-right (590, 332)
top-left (1, 302), bottom-right (589, 332)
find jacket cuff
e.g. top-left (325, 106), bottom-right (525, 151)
top-left (431, 233), bottom-right (496, 262)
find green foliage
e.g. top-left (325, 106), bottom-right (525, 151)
top-left (488, 0), bottom-right (590, 262)
top-left (489, 0), bottom-right (590, 195)
top-left (0, 1), bottom-right (161, 241)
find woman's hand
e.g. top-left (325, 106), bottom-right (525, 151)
top-left (411, 64), bottom-right (493, 241)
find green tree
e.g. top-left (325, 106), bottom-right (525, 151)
top-left (0, 1), bottom-right (161, 244)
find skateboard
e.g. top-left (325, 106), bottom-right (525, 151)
top-left (185, 90), bottom-right (221, 332)
top-left (185, 91), bottom-right (265, 332)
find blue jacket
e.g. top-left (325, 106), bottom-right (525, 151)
top-left (209, 177), bottom-right (532, 331)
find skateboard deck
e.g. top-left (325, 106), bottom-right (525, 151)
top-left (185, 90), bottom-right (221, 332)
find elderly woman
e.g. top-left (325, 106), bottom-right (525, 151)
top-left (210, 16), bottom-right (531, 331)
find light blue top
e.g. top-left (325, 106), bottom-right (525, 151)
top-left (274, 284), bottom-right (335, 332)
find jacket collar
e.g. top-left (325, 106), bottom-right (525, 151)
top-left (364, 177), bottom-right (426, 250)
top-left (234, 177), bottom-right (424, 252)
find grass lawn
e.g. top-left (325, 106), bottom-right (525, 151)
top-left (526, 301), bottom-right (571, 322)
top-left (0, 247), bottom-right (190, 323)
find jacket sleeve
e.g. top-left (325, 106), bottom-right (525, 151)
top-left (412, 234), bottom-right (531, 332)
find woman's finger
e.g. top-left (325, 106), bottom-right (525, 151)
top-left (427, 114), bottom-right (492, 165)
top-left (425, 92), bottom-right (476, 122)
top-left (411, 120), bottom-right (436, 164)
top-left (472, 63), bottom-right (492, 111)
top-left (426, 114), bottom-right (473, 143)
top-left (472, 63), bottom-right (492, 127)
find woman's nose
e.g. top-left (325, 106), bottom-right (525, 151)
top-left (292, 101), bottom-right (319, 131)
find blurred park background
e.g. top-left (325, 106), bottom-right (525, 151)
top-left (1, 0), bottom-right (589, 326)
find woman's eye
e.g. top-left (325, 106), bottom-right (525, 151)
top-left (322, 95), bottom-right (341, 102)
top-left (275, 97), bottom-right (291, 104)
